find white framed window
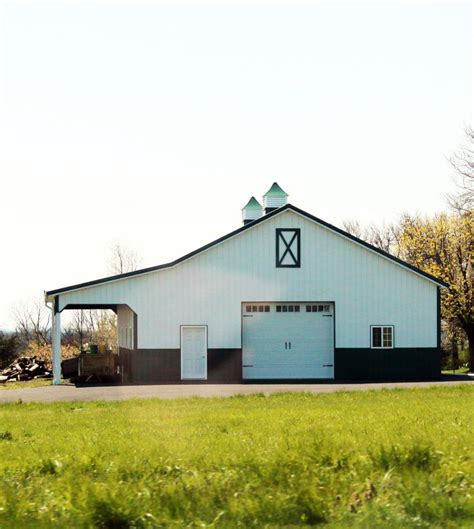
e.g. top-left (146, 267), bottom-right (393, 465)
top-left (371, 326), bottom-right (394, 349)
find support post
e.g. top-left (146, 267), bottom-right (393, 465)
top-left (52, 297), bottom-right (61, 385)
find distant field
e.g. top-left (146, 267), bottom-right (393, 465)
top-left (0, 386), bottom-right (473, 528)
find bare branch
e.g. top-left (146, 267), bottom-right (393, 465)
top-left (12, 299), bottom-right (51, 348)
top-left (447, 126), bottom-right (474, 213)
top-left (108, 243), bottom-right (141, 275)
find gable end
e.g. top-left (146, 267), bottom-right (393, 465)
top-left (45, 204), bottom-right (447, 297)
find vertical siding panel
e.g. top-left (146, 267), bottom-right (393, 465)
top-left (57, 210), bottom-right (438, 350)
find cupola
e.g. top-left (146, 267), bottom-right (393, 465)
top-left (262, 182), bottom-right (288, 214)
top-left (241, 196), bottom-right (263, 225)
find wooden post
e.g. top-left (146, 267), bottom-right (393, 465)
top-left (52, 299), bottom-right (61, 385)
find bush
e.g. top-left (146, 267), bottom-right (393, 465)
top-left (23, 343), bottom-right (80, 369)
top-left (442, 346), bottom-right (470, 371)
top-left (0, 331), bottom-right (18, 369)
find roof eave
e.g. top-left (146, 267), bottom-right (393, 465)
top-left (45, 205), bottom-right (290, 296)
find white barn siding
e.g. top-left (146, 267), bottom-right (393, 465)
top-left (56, 210), bottom-right (438, 350)
top-left (117, 305), bottom-right (135, 349)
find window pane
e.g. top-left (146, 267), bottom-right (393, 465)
top-left (295, 305), bottom-right (300, 312)
top-left (252, 306), bottom-right (257, 312)
top-left (383, 327), bottom-right (393, 347)
top-left (265, 306), bottom-right (270, 312)
top-left (289, 305), bottom-right (294, 312)
top-left (246, 305), bottom-right (251, 312)
top-left (318, 305), bottom-right (323, 312)
top-left (323, 305), bottom-right (330, 312)
top-left (282, 305), bottom-right (288, 312)
top-left (372, 327), bottom-right (382, 348)
top-left (312, 305), bottom-right (317, 312)
top-left (276, 306), bottom-right (282, 312)
top-left (306, 305), bottom-right (311, 312)
top-left (258, 306), bottom-right (264, 312)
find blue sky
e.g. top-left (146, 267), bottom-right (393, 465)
top-left (0, 1), bottom-right (471, 328)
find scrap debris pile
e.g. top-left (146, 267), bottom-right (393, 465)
top-left (0, 357), bottom-right (52, 383)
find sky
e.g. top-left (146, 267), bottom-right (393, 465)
top-left (0, 1), bottom-right (472, 329)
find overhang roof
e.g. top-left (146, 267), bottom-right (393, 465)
top-left (46, 203), bottom-right (448, 297)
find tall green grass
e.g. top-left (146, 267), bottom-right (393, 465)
top-left (0, 386), bottom-right (473, 528)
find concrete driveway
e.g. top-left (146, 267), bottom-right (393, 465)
top-left (0, 377), bottom-right (471, 403)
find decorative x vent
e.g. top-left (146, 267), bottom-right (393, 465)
top-left (276, 229), bottom-right (301, 268)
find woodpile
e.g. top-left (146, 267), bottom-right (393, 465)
top-left (0, 356), bottom-right (52, 383)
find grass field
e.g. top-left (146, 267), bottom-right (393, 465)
top-left (442, 367), bottom-right (470, 375)
top-left (0, 386), bottom-right (473, 528)
top-left (0, 379), bottom-right (52, 391)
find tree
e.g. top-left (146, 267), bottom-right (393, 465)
top-left (397, 212), bottom-right (473, 371)
top-left (107, 243), bottom-right (141, 275)
top-left (65, 309), bottom-right (95, 352)
top-left (342, 220), bottom-right (401, 255)
top-left (447, 126), bottom-right (474, 213)
top-left (68, 243), bottom-right (142, 353)
top-left (12, 300), bottom-right (51, 349)
top-left (0, 331), bottom-right (18, 369)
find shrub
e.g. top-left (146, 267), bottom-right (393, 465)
top-left (24, 343), bottom-right (79, 368)
top-left (0, 331), bottom-right (19, 369)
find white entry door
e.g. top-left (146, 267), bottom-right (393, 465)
top-left (181, 326), bottom-right (207, 380)
top-left (242, 303), bottom-right (334, 379)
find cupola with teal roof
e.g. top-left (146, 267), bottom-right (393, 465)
top-left (263, 182), bottom-right (288, 214)
top-left (241, 196), bottom-right (263, 225)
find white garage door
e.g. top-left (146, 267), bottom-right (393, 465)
top-left (242, 303), bottom-right (334, 379)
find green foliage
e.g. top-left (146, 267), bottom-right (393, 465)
top-left (0, 387), bottom-right (473, 528)
top-left (370, 443), bottom-right (440, 472)
top-left (442, 367), bottom-right (470, 375)
top-left (0, 331), bottom-right (18, 369)
top-left (397, 211), bottom-right (473, 368)
top-left (442, 346), bottom-right (470, 371)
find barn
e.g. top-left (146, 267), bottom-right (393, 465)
top-left (45, 183), bottom-right (447, 384)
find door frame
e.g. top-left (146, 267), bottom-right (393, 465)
top-left (240, 301), bottom-right (336, 380)
top-left (180, 325), bottom-right (208, 380)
